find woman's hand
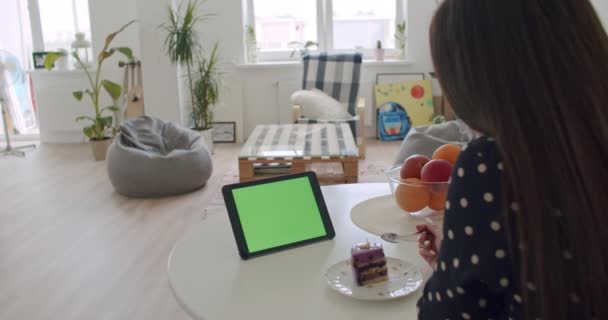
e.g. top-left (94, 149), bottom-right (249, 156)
top-left (417, 224), bottom-right (442, 269)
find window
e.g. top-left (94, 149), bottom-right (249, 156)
top-left (245, 0), bottom-right (406, 61)
top-left (253, 0), bottom-right (318, 51)
top-left (332, 0), bottom-right (396, 50)
top-left (30, 0), bottom-right (92, 52)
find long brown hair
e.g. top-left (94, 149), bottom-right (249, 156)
top-left (430, 1), bottom-right (608, 319)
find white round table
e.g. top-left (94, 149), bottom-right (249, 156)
top-left (168, 183), bottom-right (429, 320)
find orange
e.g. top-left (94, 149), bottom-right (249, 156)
top-left (395, 178), bottom-right (431, 212)
top-left (429, 190), bottom-right (448, 211)
top-left (432, 144), bottom-right (462, 165)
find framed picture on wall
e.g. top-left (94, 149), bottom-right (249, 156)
top-left (212, 122), bottom-right (236, 143)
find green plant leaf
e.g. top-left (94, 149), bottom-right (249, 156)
top-left (114, 47), bottom-right (133, 60)
top-left (73, 91), bottom-right (84, 101)
top-left (102, 80), bottom-right (122, 100)
top-left (100, 116), bottom-right (113, 128)
top-left (103, 106), bottom-right (121, 113)
top-left (83, 126), bottom-right (94, 138)
top-left (43, 52), bottom-right (62, 70)
top-left (75, 116), bottom-right (94, 122)
top-left (104, 20), bottom-right (136, 49)
top-left (304, 41), bottom-right (318, 48)
top-left (99, 49), bottom-right (115, 62)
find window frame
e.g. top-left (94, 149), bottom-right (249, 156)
top-left (246, 0), bottom-right (407, 62)
top-left (28, 0), bottom-right (92, 52)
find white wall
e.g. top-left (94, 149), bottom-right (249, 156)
top-left (591, 0), bottom-right (608, 28)
top-left (82, 0), bottom-right (440, 143)
top-left (54, 0), bottom-right (438, 143)
top-left (30, 0), bottom-right (608, 142)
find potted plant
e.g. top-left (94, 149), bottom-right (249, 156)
top-left (45, 21), bottom-right (135, 161)
top-left (375, 40), bottom-right (385, 61)
top-left (192, 42), bottom-right (221, 153)
top-left (245, 25), bottom-right (258, 63)
top-left (162, 0), bottom-right (213, 127)
top-left (394, 21), bottom-right (407, 60)
top-left (289, 41), bottom-right (318, 59)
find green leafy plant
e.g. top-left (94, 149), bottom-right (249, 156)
top-left (161, 0), bottom-right (213, 123)
top-left (394, 21), bottom-right (406, 50)
top-left (289, 40), bottom-right (318, 58)
top-left (429, 113), bottom-right (447, 124)
top-left (245, 25), bottom-right (258, 63)
top-left (246, 25), bottom-right (257, 43)
top-left (192, 42), bottom-right (221, 130)
top-left (45, 21), bottom-right (135, 140)
top-left (376, 40), bottom-right (383, 49)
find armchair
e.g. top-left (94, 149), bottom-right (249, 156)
top-left (292, 53), bottom-right (366, 158)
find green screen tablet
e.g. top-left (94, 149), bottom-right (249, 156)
top-left (222, 172), bottom-right (335, 259)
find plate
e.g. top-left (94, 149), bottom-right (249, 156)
top-left (350, 195), bottom-right (443, 241)
top-left (324, 257), bottom-right (423, 300)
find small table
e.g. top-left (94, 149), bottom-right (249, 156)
top-left (168, 183), bottom-right (426, 320)
top-left (238, 123), bottom-right (360, 184)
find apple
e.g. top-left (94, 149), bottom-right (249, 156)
top-left (400, 155), bottom-right (431, 179)
top-left (421, 159), bottom-right (453, 182)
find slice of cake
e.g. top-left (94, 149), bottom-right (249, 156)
top-left (351, 242), bottom-right (388, 286)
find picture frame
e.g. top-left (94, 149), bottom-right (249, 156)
top-left (212, 121), bottom-right (236, 143)
top-left (32, 52), bottom-right (51, 69)
top-left (374, 73), bottom-right (427, 139)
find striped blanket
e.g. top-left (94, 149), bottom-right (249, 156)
top-left (240, 123), bottom-right (359, 159)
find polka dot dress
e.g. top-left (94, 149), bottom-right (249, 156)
top-left (417, 137), bottom-right (524, 320)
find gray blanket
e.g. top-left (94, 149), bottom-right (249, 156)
top-left (394, 120), bottom-right (475, 165)
top-left (120, 116), bottom-right (202, 156)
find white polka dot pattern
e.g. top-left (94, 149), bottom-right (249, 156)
top-left (479, 299), bottom-right (487, 308)
top-left (464, 226), bottom-right (474, 236)
top-left (500, 278), bottom-right (510, 287)
top-left (471, 254), bottom-right (479, 265)
top-left (490, 221), bottom-right (501, 231)
top-left (457, 168), bottom-right (465, 177)
top-left (416, 137), bottom-right (526, 319)
top-left (514, 294), bottom-right (522, 303)
top-left (460, 198), bottom-right (468, 208)
top-left (484, 192), bottom-right (494, 203)
top-left (446, 289), bottom-right (454, 298)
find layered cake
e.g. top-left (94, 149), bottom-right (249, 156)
top-left (351, 242), bottom-right (388, 286)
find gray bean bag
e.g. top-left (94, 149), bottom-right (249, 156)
top-left (394, 120), bottom-right (476, 166)
top-left (107, 116), bottom-right (213, 198)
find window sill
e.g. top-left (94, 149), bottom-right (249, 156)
top-left (237, 59), bottom-right (415, 70)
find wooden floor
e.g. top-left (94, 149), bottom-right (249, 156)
top-left (0, 139), bottom-right (401, 320)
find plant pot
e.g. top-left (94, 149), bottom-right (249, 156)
top-left (197, 128), bottom-right (214, 154)
top-left (90, 138), bottom-right (113, 161)
top-left (374, 49), bottom-right (385, 61)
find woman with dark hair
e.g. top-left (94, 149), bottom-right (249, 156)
top-left (416, 1), bottom-right (608, 319)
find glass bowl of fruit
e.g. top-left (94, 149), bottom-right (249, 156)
top-left (386, 144), bottom-right (461, 218)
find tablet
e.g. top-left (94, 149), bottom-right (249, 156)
top-left (222, 172), bottom-right (335, 260)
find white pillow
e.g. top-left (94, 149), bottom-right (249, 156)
top-left (291, 89), bottom-right (353, 121)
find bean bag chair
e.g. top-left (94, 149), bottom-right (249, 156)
top-left (393, 120), bottom-right (476, 166)
top-left (107, 116), bottom-right (213, 198)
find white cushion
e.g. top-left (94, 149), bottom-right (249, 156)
top-left (291, 89), bottom-right (353, 121)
